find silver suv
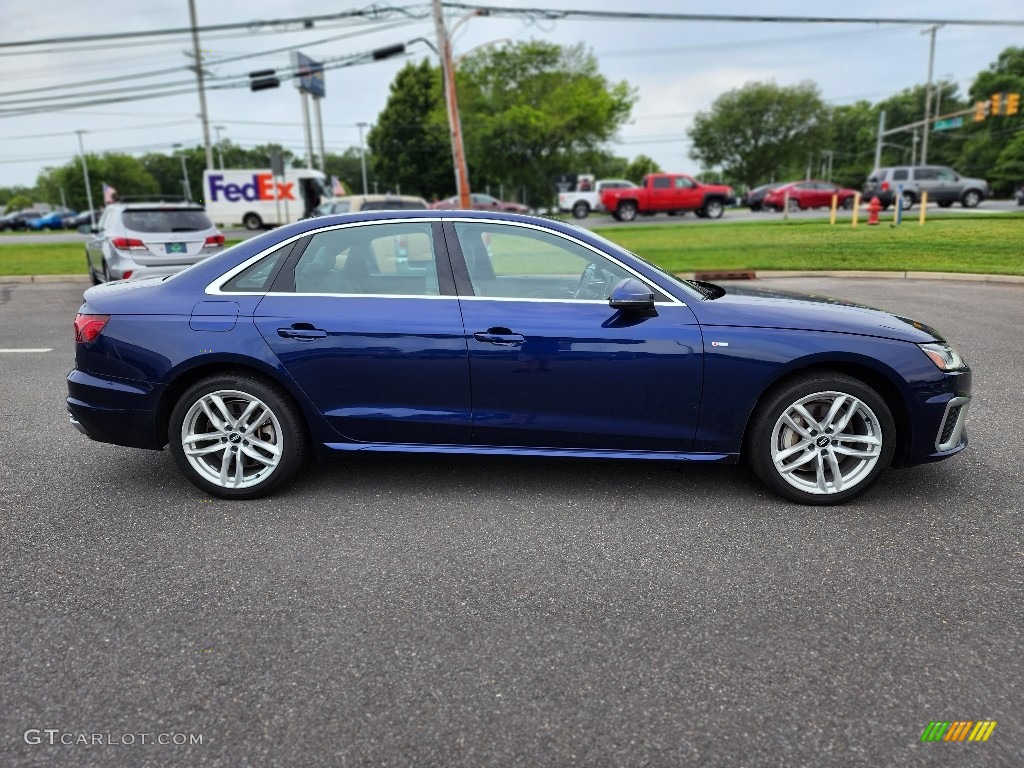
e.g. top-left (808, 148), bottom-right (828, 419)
top-left (863, 165), bottom-right (988, 210)
top-left (84, 201), bottom-right (225, 284)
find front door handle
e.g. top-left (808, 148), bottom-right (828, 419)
top-left (278, 323), bottom-right (327, 341)
top-left (474, 327), bottom-right (525, 345)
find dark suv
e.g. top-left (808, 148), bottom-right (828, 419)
top-left (863, 166), bottom-right (988, 210)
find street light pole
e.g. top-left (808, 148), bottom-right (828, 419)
top-left (74, 130), bottom-right (97, 228)
top-left (173, 144), bottom-right (192, 202)
top-left (356, 121), bottom-right (369, 195)
top-left (213, 125), bottom-right (225, 170)
top-left (920, 24), bottom-right (943, 166)
top-left (432, 0), bottom-right (472, 209)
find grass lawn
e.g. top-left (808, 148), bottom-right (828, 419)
top-left (593, 214), bottom-right (1024, 275)
top-left (0, 217), bottom-right (1021, 276)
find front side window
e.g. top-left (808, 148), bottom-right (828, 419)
top-left (913, 168), bottom-right (937, 181)
top-left (453, 222), bottom-right (643, 301)
top-left (936, 168), bottom-right (958, 181)
top-left (291, 222), bottom-right (439, 296)
top-left (674, 177), bottom-right (696, 189)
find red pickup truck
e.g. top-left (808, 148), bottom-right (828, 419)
top-left (601, 173), bottom-right (733, 221)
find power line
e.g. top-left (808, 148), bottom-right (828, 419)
top-left (440, 3), bottom-right (1024, 27)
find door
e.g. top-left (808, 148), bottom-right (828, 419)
top-left (447, 220), bottom-right (704, 451)
top-left (674, 176), bottom-right (703, 210)
top-left (253, 220), bottom-right (473, 445)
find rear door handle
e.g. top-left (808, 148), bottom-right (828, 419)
top-left (278, 323), bottom-right (327, 341)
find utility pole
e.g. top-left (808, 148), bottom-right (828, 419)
top-left (920, 24), bottom-right (943, 166)
top-left (432, 0), bottom-right (472, 209)
top-left (187, 0), bottom-right (214, 173)
top-left (74, 130), bottom-right (96, 228)
top-left (356, 121), bottom-right (369, 195)
top-left (873, 110), bottom-right (886, 170)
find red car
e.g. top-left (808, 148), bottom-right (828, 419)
top-left (430, 193), bottom-right (529, 214)
top-left (763, 181), bottom-right (857, 212)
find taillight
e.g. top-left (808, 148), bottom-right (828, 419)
top-left (204, 234), bottom-right (225, 247)
top-left (122, 271), bottom-right (133, 280)
top-left (74, 314), bottom-right (109, 343)
top-left (881, 181), bottom-right (890, 191)
top-left (110, 237), bottom-right (146, 250)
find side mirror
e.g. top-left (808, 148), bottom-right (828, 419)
top-left (609, 278), bottom-right (655, 311)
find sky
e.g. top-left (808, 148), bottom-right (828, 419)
top-left (1, 1), bottom-right (1023, 192)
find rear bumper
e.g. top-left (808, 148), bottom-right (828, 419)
top-left (66, 369), bottom-right (165, 450)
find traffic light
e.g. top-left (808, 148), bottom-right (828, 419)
top-left (991, 93), bottom-right (1003, 116)
top-left (1008, 93), bottom-right (1021, 116)
top-left (974, 100), bottom-right (990, 122)
top-left (249, 69), bottom-right (280, 91)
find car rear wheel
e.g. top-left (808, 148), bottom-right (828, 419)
top-left (747, 371), bottom-right (895, 505)
top-left (168, 374), bottom-right (307, 499)
top-left (703, 199), bottom-right (725, 219)
top-left (961, 190), bottom-right (982, 208)
top-left (617, 201), bottom-right (638, 222)
top-left (572, 201), bottom-right (590, 219)
top-left (786, 198), bottom-right (801, 213)
top-left (900, 191), bottom-right (915, 210)
top-left (242, 213), bottom-right (263, 231)
top-left (841, 197), bottom-right (855, 210)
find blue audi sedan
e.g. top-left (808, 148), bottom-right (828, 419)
top-left (67, 211), bottom-right (971, 504)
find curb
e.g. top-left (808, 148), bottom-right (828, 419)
top-left (674, 270), bottom-right (1024, 284)
top-left (0, 274), bottom-right (90, 284)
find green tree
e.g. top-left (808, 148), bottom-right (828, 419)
top-left (323, 148), bottom-right (379, 195)
top-left (36, 153), bottom-right (158, 211)
top-left (0, 186), bottom-right (35, 208)
top-left (456, 41), bottom-right (637, 207)
top-left (4, 193), bottom-right (34, 211)
top-left (367, 59), bottom-right (451, 200)
top-left (623, 154), bottom-right (662, 182)
top-left (688, 81), bottom-right (829, 189)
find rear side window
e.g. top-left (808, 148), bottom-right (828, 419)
top-left (652, 177), bottom-right (671, 189)
top-left (221, 244), bottom-right (290, 293)
top-left (122, 209), bottom-right (213, 233)
top-left (892, 169), bottom-right (909, 181)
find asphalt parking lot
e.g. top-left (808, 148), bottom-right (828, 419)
top-left (1, 277), bottom-right (1021, 766)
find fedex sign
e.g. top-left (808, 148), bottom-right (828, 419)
top-left (207, 173), bottom-right (295, 202)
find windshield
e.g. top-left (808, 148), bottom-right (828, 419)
top-left (122, 209), bottom-right (213, 233)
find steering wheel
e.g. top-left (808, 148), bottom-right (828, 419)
top-left (572, 263), bottom-right (598, 299)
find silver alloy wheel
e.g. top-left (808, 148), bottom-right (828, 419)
top-left (770, 390), bottom-right (883, 495)
top-left (180, 389), bottom-right (283, 490)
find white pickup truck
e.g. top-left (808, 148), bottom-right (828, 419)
top-left (557, 176), bottom-right (638, 219)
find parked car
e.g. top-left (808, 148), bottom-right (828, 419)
top-left (430, 193), bottom-right (529, 214)
top-left (65, 209), bottom-right (103, 230)
top-left (67, 210), bottom-right (971, 504)
top-left (28, 209), bottom-right (76, 230)
top-left (0, 210), bottom-right (42, 230)
top-left (557, 177), bottom-right (638, 219)
top-left (742, 183), bottom-right (781, 212)
top-left (312, 194), bottom-right (428, 216)
top-left (601, 173), bottom-right (733, 220)
top-left (863, 166), bottom-right (988, 210)
top-left (83, 200), bottom-right (225, 284)
top-left (763, 181), bottom-right (858, 212)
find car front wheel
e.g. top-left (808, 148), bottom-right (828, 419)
top-left (961, 190), bottom-right (982, 208)
top-left (747, 371), bottom-right (895, 505)
top-left (168, 374), bottom-right (307, 499)
top-left (703, 199), bottom-right (725, 219)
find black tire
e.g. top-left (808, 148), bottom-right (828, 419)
top-left (961, 190), bottom-right (982, 209)
top-left (841, 197), bottom-right (855, 210)
top-left (745, 371), bottom-right (896, 505)
top-left (87, 254), bottom-right (100, 286)
top-left (168, 373), bottom-right (307, 499)
top-left (242, 213), bottom-right (263, 231)
top-left (571, 201), bottom-right (590, 219)
top-left (703, 199), bottom-right (725, 219)
top-left (617, 200), bottom-right (638, 222)
top-left (899, 191), bottom-right (915, 211)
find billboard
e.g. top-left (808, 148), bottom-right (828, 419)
top-left (292, 52), bottom-right (325, 98)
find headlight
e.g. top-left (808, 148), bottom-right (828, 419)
top-left (919, 342), bottom-right (967, 371)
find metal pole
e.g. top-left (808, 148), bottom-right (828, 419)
top-left (433, 0), bottom-right (472, 209)
top-left (313, 96), bottom-right (326, 173)
top-left (920, 24), bottom-right (942, 165)
top-left (214, 125), bottom-right (225, 169)
top-left (300, 91), bottom-right (315, 169)
top-left (357, 121), bottom-right (369, 195)
top-left (874, 110), bottom-right (885, 169)
top-left (74, 130), bottom-right (96, 228)
top-left (187, 0), bottom-right (214, 172)
top-left (180, 154), bottom-right (192, 201)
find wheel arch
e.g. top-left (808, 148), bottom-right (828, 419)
top-left (739, 358), bottom-right (913, 468)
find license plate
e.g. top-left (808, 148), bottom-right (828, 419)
top-left (165, 243), bottom-right (186, 255)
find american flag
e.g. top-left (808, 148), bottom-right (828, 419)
top-left (102, 183), bottom-right (117, 205)
top-left (331, 176), bottom-right (346, 196)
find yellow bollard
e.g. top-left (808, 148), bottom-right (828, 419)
top-left (919, 190), bottom-right (928, 225)
top-left (851, 193), bottom-right (861, 227)
top-left (829, 194), bottom-right (838, 225)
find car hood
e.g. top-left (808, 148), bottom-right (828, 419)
top-left (688, 284), bottom-right (944, 344)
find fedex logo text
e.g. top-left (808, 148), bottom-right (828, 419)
top-left (207, 174), bottom-right (295, 202)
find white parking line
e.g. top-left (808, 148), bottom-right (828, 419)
top-left (0, 348), bottom-right (53, 353)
